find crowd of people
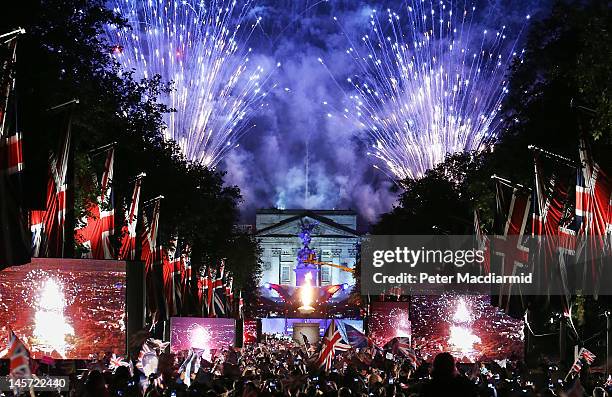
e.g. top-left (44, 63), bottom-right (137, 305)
top-left (4, 337), bottom-right (611, 397)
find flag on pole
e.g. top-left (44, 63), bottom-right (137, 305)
top-left (141, 198), bottom-right (161, 320)
top-left (531, 152), bottom-right (574, 307)
top-left (198, 266), bottom-right (209, 317)
top-left (108, 354), bottom-right (129, 371)
top-left (491, 180), bottom-right (531, 317)
top-left (238, 290), bottom-right (244, 319)
top-left (316, 320), bottom-right (351, 371)
top-left (75, 147), bottom-right (115, 259)
top-left (225, 275), bottom-right (233, 315)
top-left (213, 261), bottom-right (226, 317)
top-left (575, 140), bottom-right (611, 296)
top-left (161, 246), bottom-right (177, 318)
top-left (579, 347), bottom-right (596, 365)
top-left (30, 112), bottom-right (72, 258)
top-left (207, 267), bottom-right (215, 317)
top-left (119, 175), bottom-right (143, 260)
top-left (7, 328), bottom-right (31, 378)
top-left (474, 210), bottom-right (490, 274)
top-left (0, 32), bottom-right (29, 269)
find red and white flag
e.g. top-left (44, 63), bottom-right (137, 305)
top-left (141, 199), bottom-right (161, 319)
top-left (6, 328), bottom-right (31, 378)
top-left (0, 32), bottom-right (30, 268)
top-left (474, 210), bottom-right (490, 274)
top-left (316, 320), bottom-right (351, 372)
top-left (119, 175), bottom-right (143, 260)
top-left (238, 290), bottom-right (244, 319)
top-left (75, 147), bottom-right (115, 259)
top-left (161, 245), bottom-right (177, 318)
top-left (575, 140), bottom-right (611, 295)
top-left (492, 182), bottom-right (531, 314)
top-left (579, 347), bottom-right (596, 365)
top-left (30, 119), bottom-right (71, 258)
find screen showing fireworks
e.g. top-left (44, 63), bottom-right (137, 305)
top-left (0, 258), bottom-right (126, 359)
top-left (368, 301), bottom-right (412, 347)
top-left (170, 317), bottom-right (235, 353)
top-left (410, 294), bottom-right (524, 363)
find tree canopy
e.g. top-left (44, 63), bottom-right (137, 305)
top-left (1, 0), bottom-right (260, 289)
top-left (374, 0), bottom-right (612, 234)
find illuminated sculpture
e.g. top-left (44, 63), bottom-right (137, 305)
top-left (295, 220), bottom-right (319, 287)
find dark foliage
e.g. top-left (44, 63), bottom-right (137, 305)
top-left (1, 0), bottom-right (260, 291)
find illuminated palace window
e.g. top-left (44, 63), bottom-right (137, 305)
top-left (321, 266), bottom-right (331, 285)
top-left (280, 264), bottom-right (291, 285)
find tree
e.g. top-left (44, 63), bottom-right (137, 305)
top-left (372, 152), bottom-right (491, 235)
top-left (492, 0), bottom-right (611, 186)
top-left (374, 0), bottom-right (611, 234)
top-left (1, 0), bottom-right (259, 290)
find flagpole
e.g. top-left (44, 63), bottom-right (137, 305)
top-left (0, 28), bottom-right (26, 42)
top-left (142, 195), bottom-right (164, 207)
top-left (528, 145), bottom-right (576, 167)
top-left (569, 98), bottom-right (598, 115)
top-left (46, 98), bottom-right (79, 112)
top-left (605, 310), bottom-right (610, 380)
top-left (88, 141), bottom-right (117, 155)
top-left (129, 172), bottom-right (147, 183)
top-left (490, 174), bottom-right (531, 191)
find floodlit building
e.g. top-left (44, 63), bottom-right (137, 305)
top-left (255, 209), bottom-right (360, 288)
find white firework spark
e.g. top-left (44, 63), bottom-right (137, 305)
top-left (106, 0), bottom-right (276, 167)
top-left (324, 1), bottom-right (529, 180)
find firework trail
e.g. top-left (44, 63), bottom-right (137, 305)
top-left (322, 1), bottom-right (529, 180)
top-left (106, 0), bottom-right (276, 167)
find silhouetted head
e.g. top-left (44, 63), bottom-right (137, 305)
top-left (431, 352), bottom-right (457, 379)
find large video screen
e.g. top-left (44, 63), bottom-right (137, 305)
top-left (369, 301), bottom-right (412, 347)
top-left (243, 320), bottom-right (258, 345)
top-left (261, 318), bottom-right (363, 336)
top-left (410, 294), bottom-right (524, 363)
top-left (170, 317), bottom-right (235, 353)
top-left (0, 258), bottom-right (126, 359)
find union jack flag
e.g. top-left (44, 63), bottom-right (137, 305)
top-left (7, 328), bottom-right (31, 378)
top-left (491, 181), bottom-right (531, 315)
top-left (75, 147), bottom-right (115, 259)
top-left (531, 153), bottom-right (574, 305)
top-left (385, 337), bottom-right (417, 368)
top-left (198, 266), bottom-right (209, 316)
top-left (30, 115), bottom-right (71, 258)
top-left (225, 275), bottom-right (233, 314)
top-left (0, 32), bottom-right (29, 268)
top-left (213, 261), bottom-right (226, 317)
top-left (316, 320), bottom-right (351, 372)
top-left (570, 358), bottom-right (583, 374)
top-left (579, 347), bottom-right (596, 365)
top-left (337, 322), bottom-right (377, 350)
top-left (119, 175), bottom-right (143, 260)
top-left (575, 140), bottom-right (611, 295)
top-left (161, 245), bottom-right (177, 318)
top-left (238, 290), bottom-right (244, 319)
top-left (108, 353), bottom-right (129, 371)
top-left (141, 199), bottom-right (161, 320)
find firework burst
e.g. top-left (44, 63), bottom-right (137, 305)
top-left (106, 0), bottom-right (276, 167)
top-left (323, 1), bottom-right (528, 180)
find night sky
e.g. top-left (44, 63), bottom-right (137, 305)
top-left (217, 0), bottom-right (549, 227)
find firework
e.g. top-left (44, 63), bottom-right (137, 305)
top-left (106, 0), bottom-right (275, 167)
top-left (324, 1), bottom-right (528, 180)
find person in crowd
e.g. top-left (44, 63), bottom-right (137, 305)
top-left (419, 352), bottom-right (478, 397)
